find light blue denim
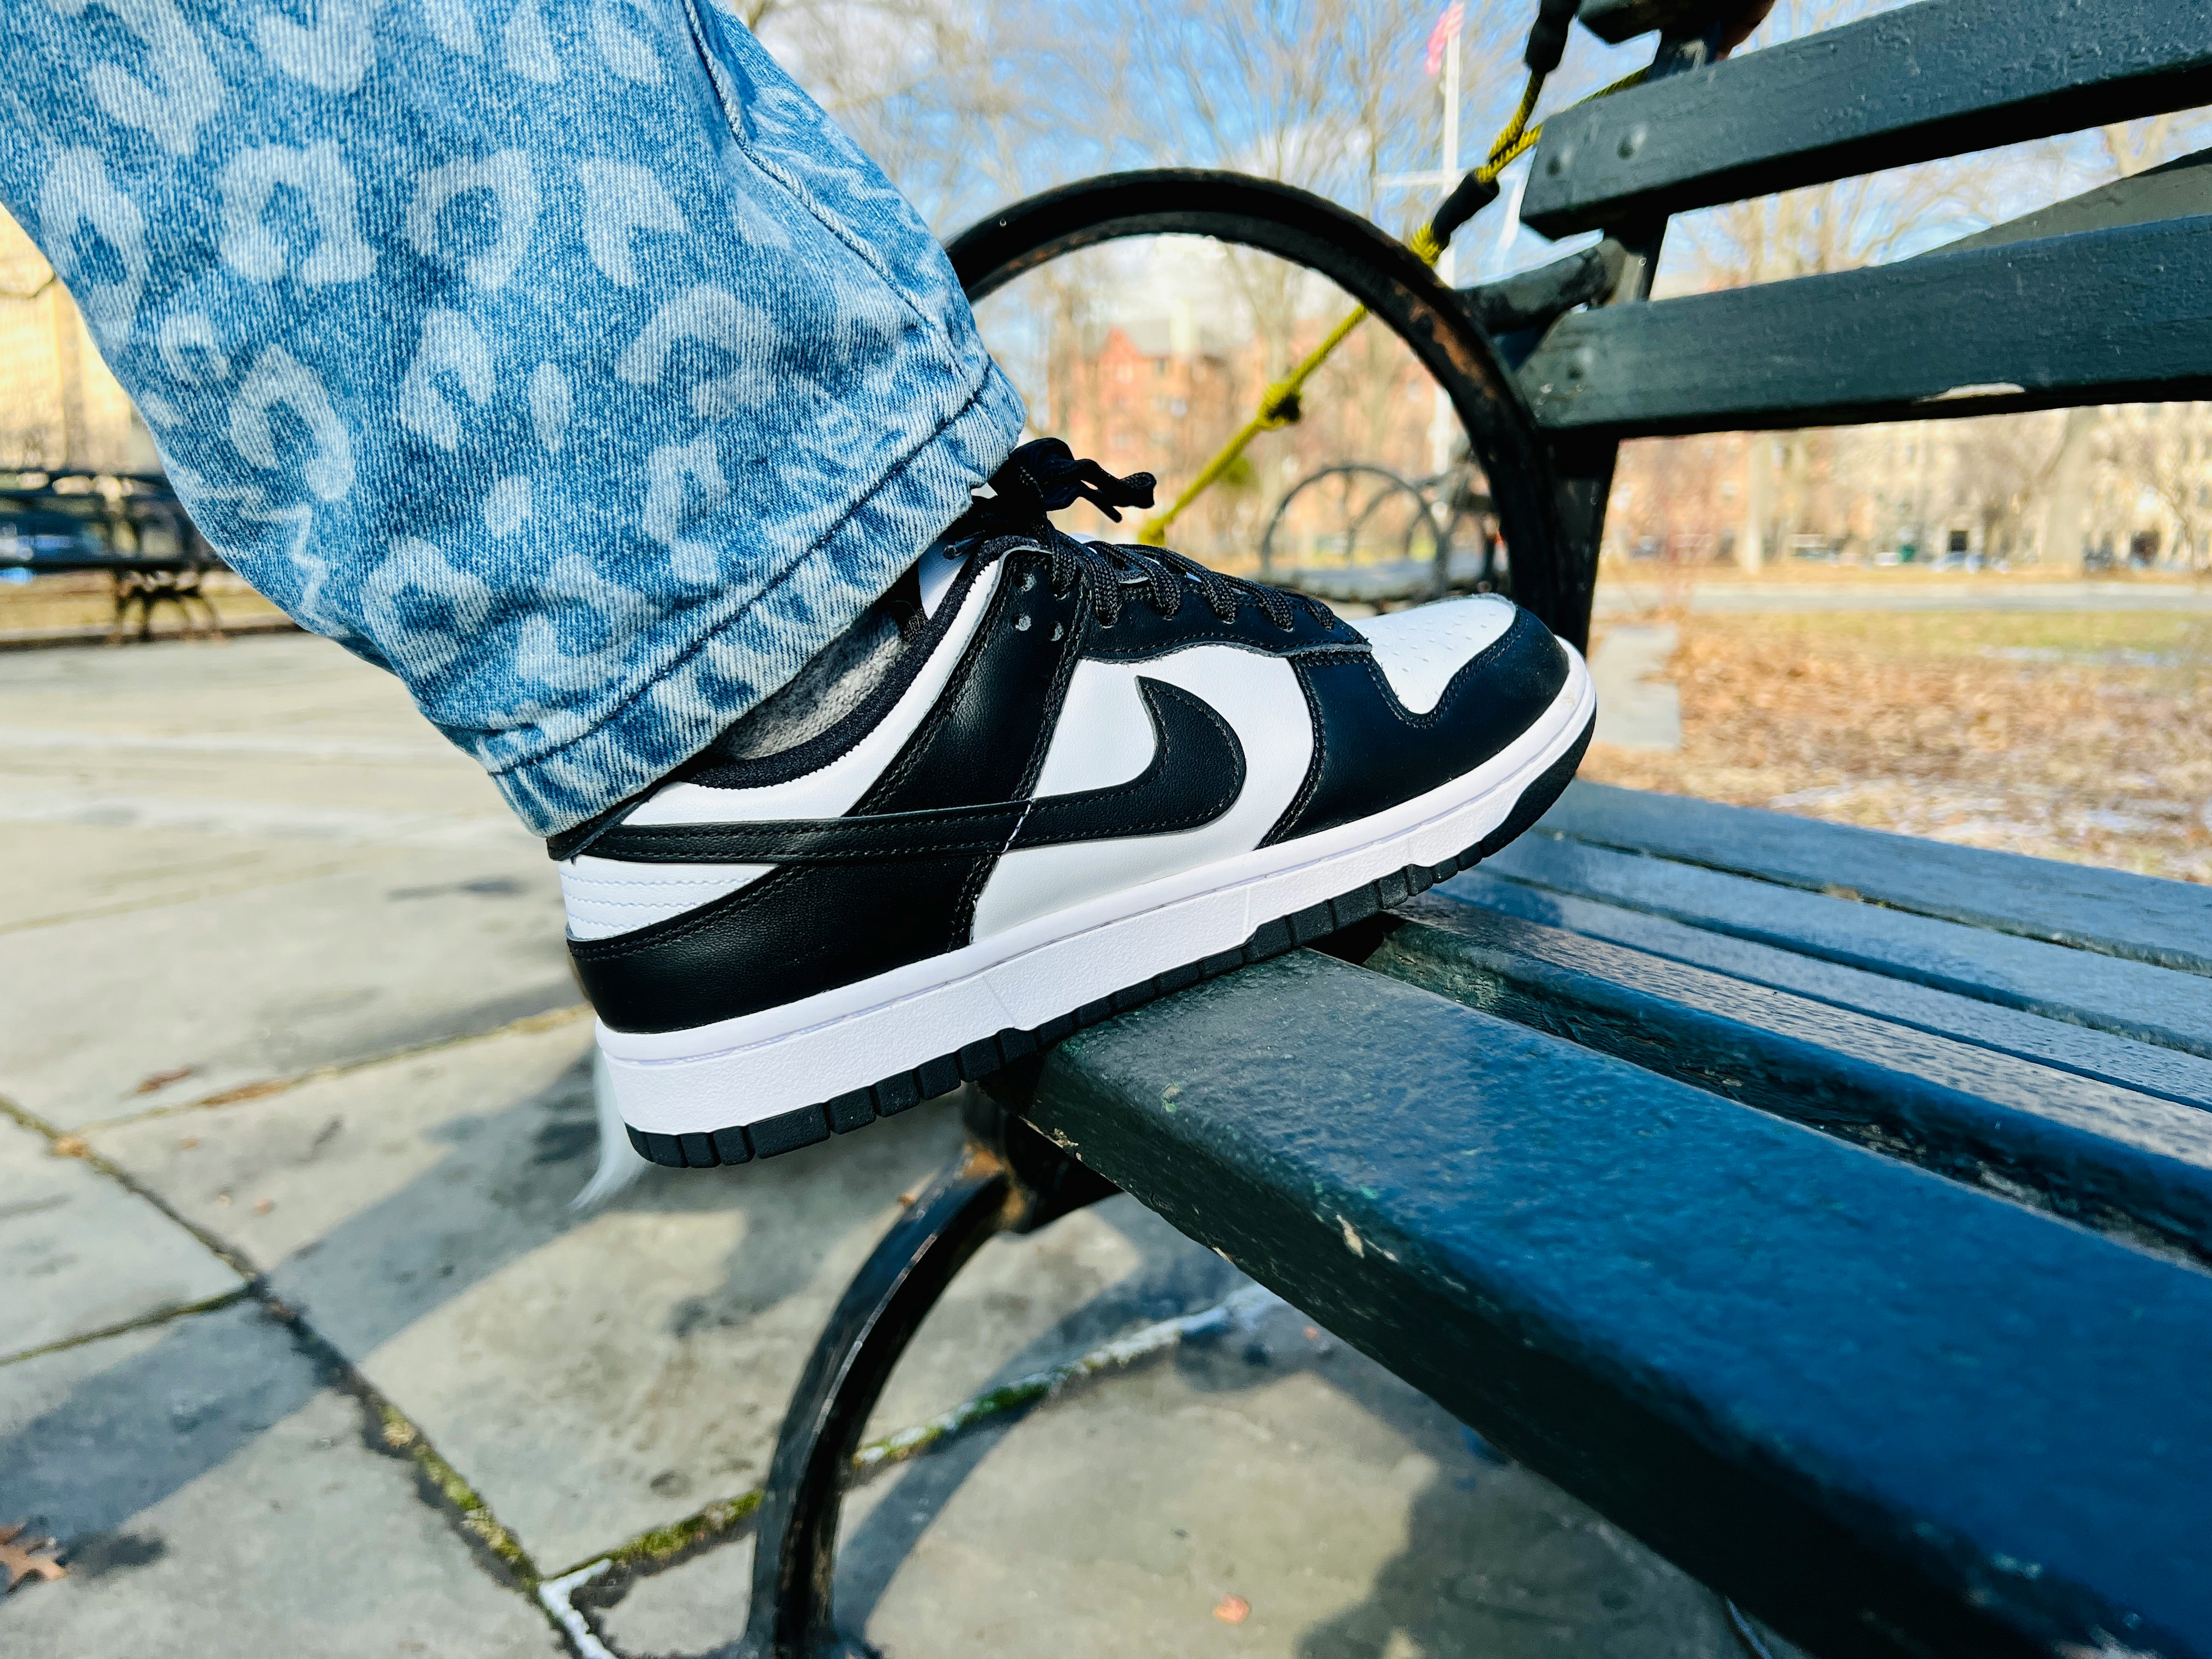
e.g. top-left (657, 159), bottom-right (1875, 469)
top-left (0, 1), bottom-right (1026, 834)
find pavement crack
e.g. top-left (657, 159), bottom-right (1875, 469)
top-left (0, 1287), bottom-right (252, 1371)
top-left (532, 1282), bottom-right (1289, 1657)
top-left (71, 1002), bottom-right (591, 1132)
top-left (1, 1088), bottom-right (261, 1283)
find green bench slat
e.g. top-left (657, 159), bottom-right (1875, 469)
top-left (1362, 893), bottom-right (2212, 1262)
top-left (1540, 782), bottom-right (2212, 977)
top-left (1013, 951), bottom-right (2212, 1659)
top-left (1485, 834), bottom-right (2212, 1058)
top-left (1517, 213), bottom-right (2212, 436)
top-left (1521, 0), bottom-right (2212, 237)
top-left (1447, 868), bottom-right (2212, 1111)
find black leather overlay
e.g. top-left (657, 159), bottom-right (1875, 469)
top-left (1263, 607), bottom-right (1569, 846)
top-left (1013, 680), bottom-right (1243, 848)
top-left (568, 550), bottom-right (1560, 1036)
top-left (572, 853), bottom-right (991, 1035)
top-left (679, 554), bottom-right (988, 794)
top-left (581, 679), bottom-right (1244, 866)
top-left (1078, 579), bottom-right (1362, 661)
top-left (572, 549), bottom-right (1091, 1034)
top-left (543, 557), bottom-right (990, 860)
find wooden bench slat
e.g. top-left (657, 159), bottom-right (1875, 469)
top-left (1517, 212), bottom-right (2212, 436)
top-left (1540, 782), bottom-right (2212, 977)
top-left (1015, 951), bottom-right (2212, 1659)
top-left (1447, 868), bottom-right (2212, 1111)
top-left (1362, 892), bottom-right (2212, 1261)
top-left (1487, 834), bottom-right (2212, 1058)
top-left (1521, 0), bottom-right (2212, 237)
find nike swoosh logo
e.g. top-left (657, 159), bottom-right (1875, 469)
top-left (584, 679), bottom-right (1247, 865)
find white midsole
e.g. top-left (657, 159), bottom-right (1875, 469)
top-left (601, 646), bottom-right (1594, 1135)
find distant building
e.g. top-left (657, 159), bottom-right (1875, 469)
top-left (1058, 314), bottom-right (1242, 486)
top-left (0, 209), bottom-right (159, 476)
top-left (1608, 403), bottom-right (2212, 571)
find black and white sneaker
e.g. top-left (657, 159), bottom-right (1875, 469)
top-left (555, 442), bottom-right (1595, 1168)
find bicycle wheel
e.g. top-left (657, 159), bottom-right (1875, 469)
top-left (944, 168), bottom-right (1564, 625)
top-left (1257, 462), bottom-right (1435, 575)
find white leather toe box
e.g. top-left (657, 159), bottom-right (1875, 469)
top-left (1350, 595), bottom-right (1521, 715)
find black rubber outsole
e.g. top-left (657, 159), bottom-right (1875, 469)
top-left (626, 715), bottom-right (1594, 1170)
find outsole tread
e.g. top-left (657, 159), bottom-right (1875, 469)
top-left (625, 719), bottom-right (1593, 1170)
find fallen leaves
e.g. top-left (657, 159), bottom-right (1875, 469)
top-left (49, 1136), bottom-right (86, 1159)
top-left (1583, 610), bottom-right (2212, 883)
top-left (1213, 1594), bottom-right (1251, 1624)
top-left (0, 1522), bottom-right (66, 1593)
top-left (133, 1066), bottom-right (198, 1096)
top-left (196, 1079), bottom-right (289, 1108)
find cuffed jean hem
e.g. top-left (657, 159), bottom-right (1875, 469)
top-left (484, 363), bottom-right (1024, 837)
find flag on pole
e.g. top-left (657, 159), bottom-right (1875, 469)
top-left (1425, 2), bottom-right (1465, 76)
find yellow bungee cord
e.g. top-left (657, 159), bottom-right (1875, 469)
top-left (1135, 66), bottom-right (1643, 549)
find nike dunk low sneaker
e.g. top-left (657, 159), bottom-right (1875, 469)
top-left (554, 441), bottom-right (1595, 1167)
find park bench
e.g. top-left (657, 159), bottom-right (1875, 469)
top-left (0, 473), bottom-right (227, 642)
top-left (677, 2), bottom-right (2212, 1654)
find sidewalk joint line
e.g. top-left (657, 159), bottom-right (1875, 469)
top-left (71, 1002), bottom-right (591, 1132)
top-left (0, 1286), bottom-right (252, 1371)
top-left (534, 1282), bottom-right (1288, 1655)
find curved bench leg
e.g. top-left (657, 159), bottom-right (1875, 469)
top-left (736, 1093), bottom-right (1115, 1658)
top-left (737, 1143), bottom-right (1011, 1659)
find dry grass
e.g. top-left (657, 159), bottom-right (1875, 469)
top-left (1583, 609), bottom-right (2212, 884)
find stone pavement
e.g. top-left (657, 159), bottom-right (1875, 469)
top-left (1, 635), bottom-right (1782, 1657)
top-left (1589, 625), bottom-right (1682, 754)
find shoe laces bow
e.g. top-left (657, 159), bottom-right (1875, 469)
top-left (946, 439), bottom-right (1331, 630)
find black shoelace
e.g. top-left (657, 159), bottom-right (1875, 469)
top-left (947, 438), bottom-right (1334, 631)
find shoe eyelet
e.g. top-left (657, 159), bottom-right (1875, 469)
top-left (1014, 613), bottom-right (1032, 631)
top-left (1018, 570), bottom-right (1036, 591)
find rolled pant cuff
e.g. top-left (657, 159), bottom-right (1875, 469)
top-left (484, 365), bottom-right (1025, 838)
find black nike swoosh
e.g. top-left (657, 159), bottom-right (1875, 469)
top-left (583, 678), bottom-right (1247, 865)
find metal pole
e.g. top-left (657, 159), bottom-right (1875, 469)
top-left (1428, 25), bottom-right (1462, 480)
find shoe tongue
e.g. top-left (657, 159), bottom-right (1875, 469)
top-left (916, 543), bottom-right (966, 618)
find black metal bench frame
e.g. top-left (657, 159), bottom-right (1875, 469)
top-left (726, 4), bottom-right (2212, 1655)
top-left (3, 473), bottom-right (229, 642)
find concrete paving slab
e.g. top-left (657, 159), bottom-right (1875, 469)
top-left (0, 634), bottom-right (573, 1126)
top-left (0, 1114), bottom-right (240, 1363)
top-left (0, 634), bottom-right (510, 837)
top-left (0, 1300), bottom-right (560, 1658)
top-left (0, 847), bottom-right (571, 1128)
top-left (92, 1023), bottom-right (1228, 1572)
top-left (1592, 623), bottom-right (1683, 753)
top-left (0, 820), bottom-right (398, 936)
top-left (601, 1296), bottom-right (1751, 1659)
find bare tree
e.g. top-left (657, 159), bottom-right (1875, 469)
top-left (2038, 116), bottom-right (2198, 561)
top-left (2112, 410), bottom-right (2212, 571)
top-left (1666, 0), bottom-right (2065, 568)
top-left (751, 0), bottom-right (1088, 232)
top-left (1104, 0), bottom-right (1511, 375)
top-left (1950, 414), bottom-right (2064, 561)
